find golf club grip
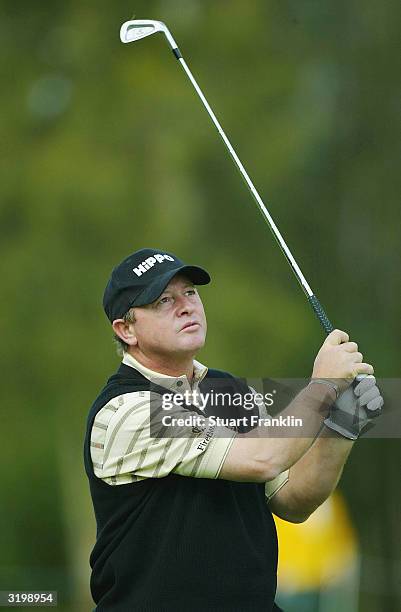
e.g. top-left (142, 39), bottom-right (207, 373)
top-left (308, 299), bottom-right (371, 422)
top-left (308, 295), bottom-right (334, 335)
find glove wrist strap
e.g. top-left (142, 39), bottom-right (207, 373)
top-left (309, 378), bottom-right (339, 400)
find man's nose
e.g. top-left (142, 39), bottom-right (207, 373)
top-left (176, 296), bottom-right (194, 316)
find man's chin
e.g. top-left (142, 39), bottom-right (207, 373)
top-left (179, 335), bottom-right (206, 353)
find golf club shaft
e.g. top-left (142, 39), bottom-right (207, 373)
top-left (170, 48), bottom-right (333, 334)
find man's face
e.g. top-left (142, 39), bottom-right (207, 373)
top-left (130, 275), bottom-right (207, 359)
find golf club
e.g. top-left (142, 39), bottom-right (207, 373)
top-left (119, 19), bottom-right (383, 428)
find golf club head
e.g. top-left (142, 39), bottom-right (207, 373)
top-left (120, 19), bottom-right (178, 50)
top-left (120, 20), bottom-right (166, 43)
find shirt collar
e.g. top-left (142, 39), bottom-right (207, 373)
top-left (122, 352), bottom-right (208, 392)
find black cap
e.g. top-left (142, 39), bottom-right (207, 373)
top-left (103, 248), bottom-right (211, 322)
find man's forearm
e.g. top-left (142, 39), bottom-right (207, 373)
top-left (269, 427), bottom-right (354, 522)
top-left (291, 427), bottom-right (353, 503)
top-left (225, 383), bottom-right (336, 483)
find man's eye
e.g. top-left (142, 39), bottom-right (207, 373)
top-left (158, 296), bottom-right (171, 305)
top-left (185, 289), bottom-right (196, 296)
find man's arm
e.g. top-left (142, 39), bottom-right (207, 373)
top-left (268, 427), bottom-right (353, 523)
top-left (219, 383), bottom-right (336, 482)
top-left (219, 329), bottom-right (373, 483)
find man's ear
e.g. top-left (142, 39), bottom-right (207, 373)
top-left (112, 319), bottom-right (138, 347)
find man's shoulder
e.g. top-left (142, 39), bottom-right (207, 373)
top-left (88, 363), bottom-right (150, 417)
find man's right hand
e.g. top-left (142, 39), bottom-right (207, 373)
top-left (311, 329), bottom-right (374, 394)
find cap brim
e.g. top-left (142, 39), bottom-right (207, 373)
top-left (131, 265), bottom-right (211, 308)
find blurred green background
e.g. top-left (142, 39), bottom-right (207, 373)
top-left (1, 1), bottom-right (400, 610)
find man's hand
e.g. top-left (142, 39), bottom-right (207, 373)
top-left (311, 329), bottom-right (374, 395)
top-left (324, 375), bottom-right (384, 440)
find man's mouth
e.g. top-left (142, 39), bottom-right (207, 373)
top-left (180, 321), bottom-right (200, 332)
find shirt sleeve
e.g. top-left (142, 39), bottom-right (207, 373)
top-left (90, 391), bottom-right (236, 485)
top-left (264, 471), bottom-right (289, 501)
